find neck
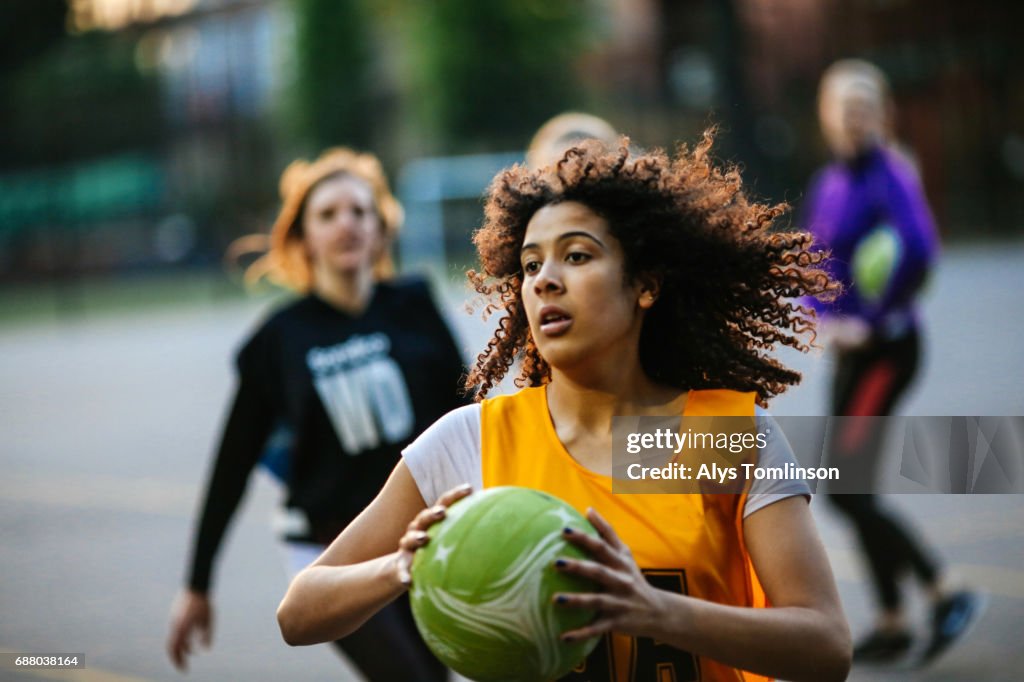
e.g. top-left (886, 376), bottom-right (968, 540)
top-left (840, 141), bottom-right (881, 166)
top-left (312, 265), bottom-right (375, 315)
top-left (544, 362), bottom-right (686, 476)
top-left (547, 362), bottom-right (685, 433)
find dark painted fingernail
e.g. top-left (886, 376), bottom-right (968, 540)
top-left (563, 526), bottom-right (574, 535)
top-left (555, 594), bottom-right (567, 603)
top-left (554, 559), bottom-right (567, 568)
top-left (562, 635), bottom-right (575, 643)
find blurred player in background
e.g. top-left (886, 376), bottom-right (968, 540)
top-left (526, 111), bottom-right (620, 170)
top-left (277, 132), bottom-right (853, 682)
top-left (167, 148), bottom-right (464, 680)
top-left (804, 58), bottom-right (983, 664)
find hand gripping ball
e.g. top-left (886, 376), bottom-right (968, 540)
top-left (409, 487), bottom-right (601, 681)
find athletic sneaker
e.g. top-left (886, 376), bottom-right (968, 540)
top-left (853, 629), bottom-right (913, 663)
top-left (921, 590), bottom-right (986, 664)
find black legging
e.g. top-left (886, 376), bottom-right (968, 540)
top-left (826, 328), bottom-right (938, 611)
top-left (330, 594), bottom-right (447, 682)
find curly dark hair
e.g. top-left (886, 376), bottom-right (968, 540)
top-left (466, 129), bottom-right (839, 404)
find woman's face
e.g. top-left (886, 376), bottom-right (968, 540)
top-left (302, 174), bottom-right (381, 278)
top-left (819, 79), bottom-right (886, 159)
top-left (520, 201), bottom-right (653, 373)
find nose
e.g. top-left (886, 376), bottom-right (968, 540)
top-left (532, 260), bottom-right (564, 296)
top-left (337, 208), bottom-right (359, 229)
top-left (330, 209), bottom-right (363, 238)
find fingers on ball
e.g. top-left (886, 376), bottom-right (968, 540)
top-left (410, 505), bottom-right (446, 530)
top-left (557, 557), bottom-right (630, 591)
top-left (561, 620), bottom-right (612, 642)
top-left (437, 483), bottom-right (472, 506)
top-left (586, 507), bottom-right (627, 550)
top-left (562, 527), bottom-right (620, 564)
top-left (400, 530), bottom-right (429, 551)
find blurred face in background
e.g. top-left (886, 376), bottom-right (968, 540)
top-left (818, 77), bottom-right (887, 160)
top-left (526, 112), bottom-right (618, 170)
top-left (302, 174), bottom-right (382, 280)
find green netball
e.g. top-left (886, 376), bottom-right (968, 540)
top-left (852, 224), bottom-right (901, 302)
top-left (409, 486), bottom-right (601, 682)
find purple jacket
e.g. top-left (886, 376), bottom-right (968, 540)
top-left (803, 145), bottom-right (940, 333)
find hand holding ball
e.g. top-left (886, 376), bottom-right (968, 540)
top-left (409, 487), bottom-right (600, 681)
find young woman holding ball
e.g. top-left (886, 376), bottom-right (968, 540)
top-left (277, 133), bottom-right (852, 681)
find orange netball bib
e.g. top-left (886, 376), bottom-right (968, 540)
top-left (481, 386), bottom-right (770, 682)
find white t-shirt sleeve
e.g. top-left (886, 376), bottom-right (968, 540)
top-left (401, 404), bottom-right (483, 506)
top-left (743, 406), bottom-right (812, 518)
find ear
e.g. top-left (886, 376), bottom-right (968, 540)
top-left (636, 273), bottom-right (662, 310)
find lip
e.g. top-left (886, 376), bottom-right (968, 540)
top-left (537, 305), bottom-right (573, 337)
top-left (332, 239), bottom-right (364, 252)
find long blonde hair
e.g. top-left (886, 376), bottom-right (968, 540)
top-left (240, 148), bottom-right (404, 291)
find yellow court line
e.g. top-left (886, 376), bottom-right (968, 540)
top-left (0, 472), bottom-right (195, 518)
top-left (0, 650), bottom-right (152, 682)
top-left (826, 548), bottom-right (1024, 600)
top-left (910, 505), bottom-right (1024, 545)
top-left (11, 669), bottom-right (152, 682)
top-left (0, 470), bottom-right (283, 518)
top-left (955, 564), bottom-right (1024, 600)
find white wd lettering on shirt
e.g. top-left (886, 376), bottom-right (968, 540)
top-left (307, 334), bottom-right (414, 454)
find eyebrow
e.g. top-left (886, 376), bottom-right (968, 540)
top-left (521, 230), bottom-right (606, 252)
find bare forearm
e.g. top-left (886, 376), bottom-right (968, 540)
top-left (647, 593), bottom-right (851, 682)
top-left (277, 553), bottom-right (405, 645)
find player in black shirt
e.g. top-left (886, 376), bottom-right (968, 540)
top-left (167, 148), bottom-right (463, 680)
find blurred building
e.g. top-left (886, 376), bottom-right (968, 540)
top-left (0, 0), bottom-right (1020, 283)
top-left (0, 0), bottom-right (291, 280)
top-left (588, 0), bottom-right (1023, 238)
top-left (136, 0), bottom-right (293, 265)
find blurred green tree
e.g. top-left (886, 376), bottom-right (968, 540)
top-left (0, 0), bottom-right (71, 168)
top-left (3, 30), bottom-right (160, 169)
top-left (292, 0), bottom-right (376, 151)
top-left (400, 0), bottom-right (596, 151)
top-left (0, 0), bottom-right (67, 74)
